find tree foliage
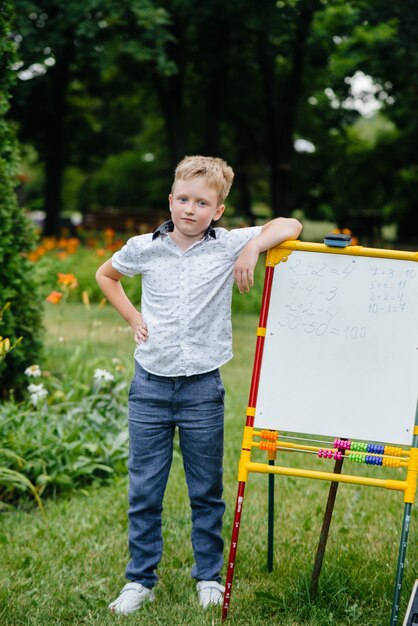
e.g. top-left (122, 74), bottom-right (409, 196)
top-left (0, 1), bottom-right (43, 397)
top-left (10, 0), bottom-right (418, 244)
top-left (12, 0), bottom-right (174, 233)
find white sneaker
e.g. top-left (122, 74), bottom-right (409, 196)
top-left (196, 580), bottom-right (225, 608)
top-left (108, 582), bottom-right (155, 615)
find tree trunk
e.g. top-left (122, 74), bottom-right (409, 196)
top-left (235, 130), bottom-right (256, 224)
top-left (260, 0), bottom-right (320, 217)
top-left (200, 19), bottom-right (231, 156)
top-left (43, 55), bottom-right (71, 236)
top-left (157, 15), bottom-right (186, 171)
top-left (235, 165), bottom-right (255, 225)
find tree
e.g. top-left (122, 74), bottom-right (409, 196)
top-left (11, 0), bottom-right (174, 234)
top-left (0, 1), bottom-right (43, 397)
top-left (11, 0), bottom-right (418, 242)
top-left (293, 0), bottom-right (418, 243)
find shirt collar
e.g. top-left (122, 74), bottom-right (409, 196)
top-left (152, 219), bottom-right (217, 241)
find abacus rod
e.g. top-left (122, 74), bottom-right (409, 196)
top-left (255, 432), bottom-right (411, 455)
top-left (252, 443), bottom-right (409, 465)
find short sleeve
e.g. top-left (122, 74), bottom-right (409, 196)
top-left (222, 226), bottom-right (263, 260)
top-left (111, 234), bottom-right (152, 277)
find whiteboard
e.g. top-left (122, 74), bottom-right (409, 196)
top-left (254, 250), bottom-right (418, 445)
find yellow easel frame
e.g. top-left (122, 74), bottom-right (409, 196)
top-left (223, 241), bottom-right (418, 625)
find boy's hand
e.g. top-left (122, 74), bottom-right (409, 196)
top-left (131, 312), bottom-right (148, 344)
top-left (234, 241), bottom-right (260, 293)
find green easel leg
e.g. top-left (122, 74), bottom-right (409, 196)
top-left (390, 502), bottom-right (412, 626)
top-left (267, 459), bottom-right (275, 572)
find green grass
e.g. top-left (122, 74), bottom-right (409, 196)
top-left (1, 307), bottom-right (417, 625)
top-left (42, 301), bottom-right (136, 375)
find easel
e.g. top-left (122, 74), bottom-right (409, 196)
top-left (222, 240), bottom-right (418, 624)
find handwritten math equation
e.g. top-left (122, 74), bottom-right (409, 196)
top-left (273, 256), bottom-right (416, 341)
top-left (368, 266), bottom-right (416, 314)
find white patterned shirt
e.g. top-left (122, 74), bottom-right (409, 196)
top-left (111, 221), bottom-right (262, 376)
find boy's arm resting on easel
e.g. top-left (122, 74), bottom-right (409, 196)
top-left (95, 259), bottom-right (148, 344)
top-left (234, 217), bottom-right (302, 293)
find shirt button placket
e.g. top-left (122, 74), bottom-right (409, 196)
top-left (179, 256), bottom-right (188, 375)
top-left (181, 255), bottom-right (192, 376)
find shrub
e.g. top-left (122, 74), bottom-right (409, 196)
top-left (0, 3), bottom-right (43, 397)
top-left (0, 360), bottom-right (129, 503)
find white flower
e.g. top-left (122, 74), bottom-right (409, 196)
top-left (25, 364), bottom-right (42, 377)
top-left (28, 383), bottom-right (48, 406)
top-left (93, 368), bottom-right (115, 383)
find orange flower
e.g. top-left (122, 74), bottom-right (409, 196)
top-left (106, 242), bottom-right (120, 251)
top-left (95, 248), bottom-right (106, 257)
top-left (27, 251), bottom-right (40, 262)
top-left (43, 237), bottom-right (57, 251)
top-left (46, 291), bottom-right (63, 304)
top-left (61, 237), bottom-right (80, 254)
top-left (104, 228), bottom-right (115, 240)
top-left (57, 273), bottom-right (78, 289)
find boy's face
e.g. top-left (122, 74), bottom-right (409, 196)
top-left (169, 177), bottom-right (225, 244)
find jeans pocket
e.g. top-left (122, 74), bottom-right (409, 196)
top-left (212, 372), bottom-right (225, 404)
top-left (128, 369), bottom-right (146, 401)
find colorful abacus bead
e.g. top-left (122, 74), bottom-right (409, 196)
top-left (383, 457), bottom-right (401, 468)
top-left (260, 430), bottom-right (278, 441)
top-left (260, 441), bottom-right (276, 452)
top-left (384, 446), bottom-right (403, 457)
top-left (367, 444), bottom-right (384, 455)
top-left (319, 449), bottom-right (343, 461)
top-left (334, 438), bottom-right (350, 450)
top-left (365, 455), bottom-right (383, 466)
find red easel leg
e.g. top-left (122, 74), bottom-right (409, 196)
top-left (222, 262), bottom-right (275, 620)
top-left (222, 481), bottom-right (247, 621)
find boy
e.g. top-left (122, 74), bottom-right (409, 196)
top-left (96, 156), bottom-right (302, 614)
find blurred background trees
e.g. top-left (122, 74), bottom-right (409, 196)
top-left (6, 0), bottom-right (418, 244)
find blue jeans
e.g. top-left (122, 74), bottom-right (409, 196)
top-left (126, 361), bottom-right (225, 589)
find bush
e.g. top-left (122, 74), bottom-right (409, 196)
top-left (0, 4), bottom-right (43, 397)
top-left (0, 358), bottom-right (129, 503)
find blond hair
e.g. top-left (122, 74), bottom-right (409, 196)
top-left (173, 155), bottom-right (234, 204)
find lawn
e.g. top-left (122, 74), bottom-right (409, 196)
top-left (1, 305), bottom-right (417, 625)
